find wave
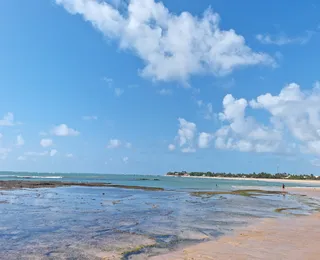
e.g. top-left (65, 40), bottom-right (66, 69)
top-left (16, 176), bottom-right (63, 179)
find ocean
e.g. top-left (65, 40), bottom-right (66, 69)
top-left (1, 172), bottom-right (320, 259)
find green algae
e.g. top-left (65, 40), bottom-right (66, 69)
top-left (105, 184), bottom-right (164, 191)
top-left (190, 189), bottom-right (286, 198)
top-left (274, 207), bottom-right (301, 213)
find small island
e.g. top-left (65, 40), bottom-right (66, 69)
top-left (166, 171), bottom-right (320, 180)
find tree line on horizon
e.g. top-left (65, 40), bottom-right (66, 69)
top-left (166, 171), bottom-right (319, 180)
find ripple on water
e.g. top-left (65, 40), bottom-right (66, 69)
top-left (0, 186), bottom-right (318, 259)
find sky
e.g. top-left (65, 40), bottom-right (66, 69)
top-left (1, 0), bottom-right (320, 175)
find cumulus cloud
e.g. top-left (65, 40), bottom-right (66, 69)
top-left (170, 118), bottom-right (197, 153)
top-left (198, 132), bottom-right (213, 148)
top-left (248, 82), bottom-right (320, 155)
top-left (215, 92), bottom-right (283, 153)
top-left (56, 0), bottom-right (275, 83)
top-left (40, 139), bottom-right (53, 147)
top-left (16, 135), bottom-right (25, 146)
top-left (51, 124), bottom-right (80, 136)
top-left (50, 149), bottom-right (58, 157)
top-left (0, 112), bottom-right (16, 126)
top-left (256, 32), bottom-right (313, 46)
top-left (168, 82), bottom-right (320, 165)
top-left (213, 81), bottom-right (320, 165)
top-left (17, 156), bottom-right (27, 161)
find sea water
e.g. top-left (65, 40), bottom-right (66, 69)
top-left (0, 172), bottom-right (320, 259)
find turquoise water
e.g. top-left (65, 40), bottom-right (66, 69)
top-left (1, 172), bottom-right (320, 190)
top-left (1, 172), bottom-right (320, 259)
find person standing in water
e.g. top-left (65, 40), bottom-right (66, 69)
top-left (282, 183), bottom-right (285, 190)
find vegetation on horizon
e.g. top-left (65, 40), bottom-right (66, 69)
top-left (166, 171), bottom-right (319, 180)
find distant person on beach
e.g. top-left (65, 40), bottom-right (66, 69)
top-left (282, 184), bottom-right (285, 190)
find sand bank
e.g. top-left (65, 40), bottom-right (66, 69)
top-left (178, 175), bottom-right (320, 185)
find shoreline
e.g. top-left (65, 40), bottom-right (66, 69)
top-left (2, 180), bottom-right (320, 259)
top-left (151, 213), bottom-right (320, 260)
top-left (151, 187), bottom-right (320, 260)
top-left (169, 175), bottom-right (320, 185)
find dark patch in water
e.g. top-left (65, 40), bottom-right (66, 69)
top-left (190, 189), bottom-right (286, 198)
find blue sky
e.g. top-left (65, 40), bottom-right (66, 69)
top-left (1, 0), bottom-right (320, 175)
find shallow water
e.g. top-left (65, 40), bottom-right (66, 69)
top-left (1, 172), bottom-right (320, 190)
top-left (1, 179), bottom-right (320, 259)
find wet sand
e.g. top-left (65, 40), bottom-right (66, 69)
top-left (151, 188), bottom-right (320, 260)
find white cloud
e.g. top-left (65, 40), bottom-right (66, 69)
top-left (25, 151), bottom-right (49, 156)
top-left (214, 92), bottom-right (283, 153)
top-left (107, 139), bottom-right (121, 149)
top-left (82, 115), bottom-right (98, 120)
top-left (0, 133), bottom-right (2, 139)
top-left (50, 149), bottom-right (58, 157)
top-left (213, 81), bottom-right (320, 165)
top-left (16, 135), bottom-right (25, 146)
top-left (0, 112), bottom-right (15, 126)
top-left (66, 153), bottom-right (74, 158)
top-left (158, 88), bottom-right (172, 96)
top-left (17, 156), bottom-right (26, 161)
top-left (170, 118), bottom-right (197, 152)
top-left (122, 156), bottom-right (129, 164)
top-left (40, 139), bottom-right (53, 147)
top-left (51, 124), bottom-right (80, 136)
top-left (114, 88), bottom-right (124, 97)
top-left (56, 0), bottom-right (275, 83)
top-left (168, 144), bottom-right (175, 151)
top-left (256, 32), bottom-right (313, 46)
top-left (198, 132), bottom-right (213, 148)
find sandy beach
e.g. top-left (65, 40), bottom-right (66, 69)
top-left (151, 187), bottom-right (320, 260)
top-left (176, 175), bottom-right (320, 185)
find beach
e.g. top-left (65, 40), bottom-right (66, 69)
top-left (152, 187), bottom-right (320, 260)
top-left (179, 175), bottom-right (320, 185)
top-left (151, 212), bottom-right (320, 260)
top-left (1, 174), bottom-right (320, 259)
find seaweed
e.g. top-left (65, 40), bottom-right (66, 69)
top-left (190, 189), bottom-right (287, 198)
top-left (274, 207), bottom-right (301, 213)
